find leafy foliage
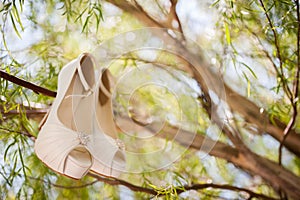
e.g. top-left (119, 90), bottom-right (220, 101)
top-left (0, 0), bottom-right (299, 199)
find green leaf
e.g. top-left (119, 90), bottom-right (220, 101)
top-left (224, 22), bottom-right (231, 45)
top-left (75, 6), bottom-right (88, 22)
top-left (0, 166), bottom-right (12, 186)
top-left (242, 72), bottom-right (251, 97)
top-left (18, 145), bottom-right (26, 178)
top-left (82, 15), bottom-right (91, 33)
top-left (12, 6), bottom-right (24, 31)
top-left (210, 0), bottom-right (220, 8)
top-left (4, 138), bottom-right (17, 162)
top-left (241, 62), bottom-right (258, 79)
top-left (9, 12), bottom-right (22, 38)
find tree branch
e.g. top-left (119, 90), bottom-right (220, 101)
top-left (279, 0), bottom-right (300, 166)
top-left (167, 0), bottom-right (185, 40)
top-left (278, 113), bottom-right (297, 165)
top-left (1, 108), bottom-right (47, 117)
top-left (116, 116), bottom-right (300, 199)
top-left (0, 70), bottom-right (57, 97)
top-left (88, 172), bottom-right (157, 195)
top-left (5, 0), bottom-right (292, 162)
top-left (29, 176), bottom-right (98, 189)
top-left (105, 1), bottom-right (300, 198)
top-left (107, 0), bottom-right (300, 158)
top-left (294, 0), bottom-right (300, 100)
top-left (115, 116), bottom-right (240, 162)
top-left (0, 127), bottom-right (36, 141)
top-left (245, 24), bottom-right (280, 77)
top-left (9, 105), bottom-right (300, 199)
top-left (181, 183), bottom-right (278, 200)
top-left (1, 2), bottom-right (300, 196)
top-left (13, 121), bottom-right (281, 200)
top-left (245, 6), bottom-right (300, 162)
top-left (0, 104), bottom-right (48, 119)
top-left (88, 173), bottom-right (279, 200)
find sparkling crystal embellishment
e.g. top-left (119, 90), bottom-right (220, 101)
top-left (78, 132), bottom-right (90, 145)
top-left (115, 139), bottom-right (125, 150)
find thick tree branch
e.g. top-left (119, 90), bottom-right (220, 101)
top-left (8, 105), bottom-right (300, 199)
top-left (106, 0), bottom-right (300, 159)
top-left (0, 70), bottom-right (57, 97)
top-left (1, 2), bottom-right (300, 196)
top-left (105, 1), bottom-right (300, 198)
top-left (116, 116), bottom-right (300, 199)
top-left (3, 110), bottom-right (278, 198)
top-left (115, 116), bottom-right (239, 162)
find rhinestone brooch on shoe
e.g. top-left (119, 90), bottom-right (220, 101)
top-left (115, 139), bottom-right (125, 150)
top-left (78, 132), bottom-right (90, 146)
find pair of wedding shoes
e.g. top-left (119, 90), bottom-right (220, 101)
top-left (34, 53), bottom-right (125, 179)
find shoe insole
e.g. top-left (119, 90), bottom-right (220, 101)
top-left (96, 70), bottom-right (117, 139)
top-left (68, 147), bottom-right (92, 167)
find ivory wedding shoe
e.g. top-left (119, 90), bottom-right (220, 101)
top-left (35, 53), bottom-right (125, 179)
top-left (35, 53), bottom-right (96, 179)
top-left (89, 69), bottom-right (126, 177)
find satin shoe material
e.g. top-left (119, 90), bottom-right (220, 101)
top-left (35, 53), bottom-right (126, 179)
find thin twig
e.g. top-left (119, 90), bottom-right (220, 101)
top-left (0, 70), bottom-right (57, 97)
top-left (245, 24), bottom-right (279, 76)
top-left (154, 0), bottom-right (168, 16)
top-left (88, 173), bottom-right (157, 195)
top-left (132, 0), bottom-right (165, 28)
top-left (88, 173), bottom-right (279, 200)
top-left (1, 108), bottom-right (48, 116)
top-left (0, 127), bottom-right (36, 141)
top-left (169, 0), bottom-right (185, 41)
top-left (294, 0), bottom-right (300, 98)
top-left (29, 176), bottom-right (98, 189)
top-left (181, 183), bottom-right (278, 200)
top-left (258, 0), bottom-right (293, 100)
top-left (278, 0), bottom-right (300, 165)
top-left (278, 113), bottom-right (297, 165)
top-left (244, 21), bottom-right (300, 159)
